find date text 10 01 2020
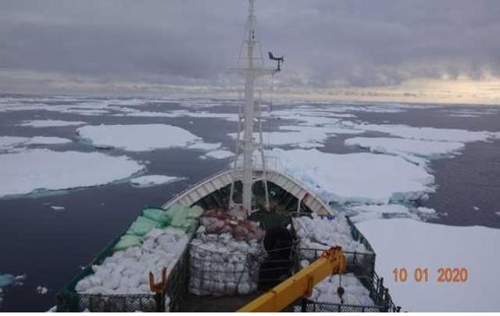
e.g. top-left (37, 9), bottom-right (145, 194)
top-left (392, 268), bottom-right (469, 283)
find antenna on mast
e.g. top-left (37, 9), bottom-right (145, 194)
top-left (229, 0), bottom-right (282, 217)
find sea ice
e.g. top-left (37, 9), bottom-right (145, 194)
top-left (24, 136), bottom-right (72, 145)
top-left (202, 150), bottom-right (234, 160)
top-left (0, 274), bottom-right (15, 288)
top-left (77, 124), bottom-right (203, 152)
top-left (357, 218), bottom-right (500, 312)
top-left (354, 123), bottom-right (495, 143)
top-left (0, 136), bottom-right (27, 151)
top-left (264, 109), bottom-right (345, 127)
top-left (125, 110), bottom-right (237, 122)
top-left (416, 207), bottom-right (435, 214)
top-left (0, 149), bottom-right (144, 198)
top-left (130, 175), bottom-right (183, 188)
top-left (36, 286), bottom-right (48, 295)
top-left (187, 142), bottom-right (222, 151)
top-left (50, 206), bottom-right (66, 211)
top-left (345, 137), bottom-right (465, 159)
top-left (348, 204), bottom-right (414, 223)
top-left (269, 148), bottom-right (434, 204)
top-left (19, 120), bottom-right (86, 127)
top-left (0, 136), bottom-right (71, 152)
top-left (229, 124), bottom-right (361, 149)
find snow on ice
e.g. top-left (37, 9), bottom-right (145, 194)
top-left (130, 175), bottom-right (184, 188)
top-left (77, 124), bottom-right (203, 152)
top-left (269, 148), bottom-right (434, 205)
top-left (0, 149), bottom-right (144, 198)
top-left (19, 120), bottom-right (86, 127)
top-left (358, 218), bottom-right (500, 312)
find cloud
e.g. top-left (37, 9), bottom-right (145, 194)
top-left (0, 0), bottom-right (499, 94)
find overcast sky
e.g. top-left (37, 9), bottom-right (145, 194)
top-left (1, 0), bottom-right (499, 102)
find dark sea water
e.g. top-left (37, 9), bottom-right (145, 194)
top-left (0, 95), bottom-right (499, 311)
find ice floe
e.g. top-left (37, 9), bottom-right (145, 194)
top-left (416, 207), bottom-right (436, 214)
top-left (50, 206), bottom-right (66, 211)
top-left (202, 150), bottom-right (234, 160)
top-left (269, 148), bottom-right (434, 204)
top-left (358, 218), bottom-right (500, 312)
top-left (124, 110), bottom-right (237, 122)
top-left (36, 286), bottom-right (48, 295)
top-left (130, 175), bottom-right (184, 188)
top-left (228, 125), bottom-right (363, 149)
top-left (25, 136), bottom-right (72, 145)
top-left (0, 136), bottom-right (27, 151)
top-left (19, 120), bottom-right (86, 127)
top-left (0, 149), bottom-right (144, 198)
top-left (0, 274), bottom-right (15, 288)
top-left (354, 123), bottom-right (495, 143)
top-left (345, 137), bottom-right (465, 159)
top-left (77, 124), bottom-right (203, 152)
top-left (187, 142), bottom-right (222, 151)
top-left (0, 136), bottom-right (71, 152)
top-left (348, 204), bottom-right (414, 223)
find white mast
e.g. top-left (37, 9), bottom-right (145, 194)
top-left (229, 0), bottom-right (280, 216)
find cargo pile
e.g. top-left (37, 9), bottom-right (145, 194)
top-left (293, 214), bottom-right (370, 261)
top-left (313, 273), bottom-right (375, 306)
top-left (188, 208), bottom-right (265, 296)
top-left (74, 205), bottom-right (203, 298)
top-left (296, 263), bottom-right (375, 307)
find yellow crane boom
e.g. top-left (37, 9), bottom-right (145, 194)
top-left (237, 246), bottom-right (347, 312)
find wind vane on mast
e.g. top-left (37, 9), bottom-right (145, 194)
top-left (268, 52), bottom-right (284, 71)
top-left (229, 0), bottom-right (283, 216)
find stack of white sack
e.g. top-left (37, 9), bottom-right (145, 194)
top-left (293, 214), bottom-right (371, 262)
top-left (188, 228), bottom-right (265, 296)
top-left (75, 227), bottom-right (189, 298)
top-left (297, 261), bottom-right (375, 308)
top-left (312, 272), bottom-right (375, 306)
